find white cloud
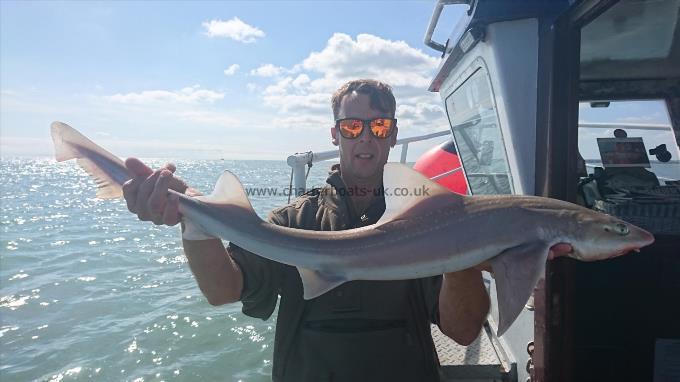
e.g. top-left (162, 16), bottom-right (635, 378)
top-left (0, 33), bottom-right (450, 160)
top-left (301, 33), bottom-right (439, 88)
top-left (264, 91), bottom-right (330, 114)
top-left (250, 64), bottom-right (284, 77)
top-left (396, 102), bottom-right (446, 131)
top-left (253, 33), bottom-right (446, 133)
top-left (174, 110), bottom-right (239, 127)
top-left (202, 18), bottom-right (265, 43)
top-left (397, 103), bottom-right (443, 120)
top-left (292, 74), bottom-right (310, 88)
top-left (272, 115), bottom-right (331, 130)
top-left (107, 85), bottom-right (224, 104)
top-left (223, 64), bottom-right (240, 76)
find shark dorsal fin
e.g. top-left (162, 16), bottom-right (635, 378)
top-left (376, 163), bottom-right (464, 226)
top-left (195, 170), bottom-right (256, 213)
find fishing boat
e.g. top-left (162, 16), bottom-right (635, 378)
top-left (288, 0), bottom-right (680, 380)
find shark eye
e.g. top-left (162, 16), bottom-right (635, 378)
top-left (604, 223), bottom-right (630, 236)
top-left (615, 223), bottom-right (629, 236)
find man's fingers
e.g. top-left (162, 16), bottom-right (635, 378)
top-left (158, 162), bottom-right (187, 193)
top-left (548, 243), bottom-right (573, 259)
top-left (122, 157), bottom-right (153, 214)
top-left (135, 171), bottom-right (161, 221)
top-left (474, 260), bottom-right (493, 273)
top-left (168, 177), bottom-right (188, 194)
top-left (553, 243), bottom-right (573, 253)
top-left (123, 160), bottom-right (189, 226)
top-left (122, 178), bottom-right (141, 213)
top-left (163, 193), bottom-right (181, 226)
top-left (162, 162), bottom-right (177, 173)
top-left (125, 157), bottom-right (153, 177)
top-left (185, 187), bottom-right (203, 197)
top-left (148, 170), bottom-right (172, 223)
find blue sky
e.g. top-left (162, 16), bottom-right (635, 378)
top-left (1, 1), bottom-right (675, 161)
top-left (1, 1), bottom-right (466, 160)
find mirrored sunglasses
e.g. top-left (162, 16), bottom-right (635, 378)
top-left (335, 118), bottom-right (397, 139)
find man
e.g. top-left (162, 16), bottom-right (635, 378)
top-left (123, 79), bottom-right (570, 381)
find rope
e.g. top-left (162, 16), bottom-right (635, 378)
top-left (305, 160), bottom-right (313, 181)
top-left (289, 152), bottom-right (313, 203)
top-left (287, 167), bottom-right (294, 204)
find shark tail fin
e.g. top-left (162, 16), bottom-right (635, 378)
top-left (50, 121), bottom-right (130, 199)
top-left (490, 242), bottom-right (549, 336)
top-left (194, 170), bottom-right (257, 215)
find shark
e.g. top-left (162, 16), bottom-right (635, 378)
top-left (50, 121), bottom-right (655, 336)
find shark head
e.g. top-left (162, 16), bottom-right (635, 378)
top-left (565, 211), bottom-right (655, 261)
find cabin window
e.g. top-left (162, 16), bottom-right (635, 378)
top-left (578, 100), bottom-right (680, 183)
top-left (444, 67), bottom-right (513, 195)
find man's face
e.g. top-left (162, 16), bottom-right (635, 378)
top-left (331, 91), bottom-right (398, 182)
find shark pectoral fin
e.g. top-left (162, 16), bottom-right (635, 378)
top-left (297, 267), bottom-right (347, 300)
top-left (194, 170), bottom-right (256, 214)
top-left (489, 242), bottom-right (549, 337)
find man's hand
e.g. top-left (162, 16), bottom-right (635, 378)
top-left (122, 157), bottom-right (190, 226)
top-left (121, 158), bottom-right (242, 305)
top-left (474, 243), bottom-right (574, 272)
top-left (548, 243), bottom-right (573, 259)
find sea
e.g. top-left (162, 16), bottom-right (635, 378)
top-left (0, 159), bottom-right (332, 382)
top-left (2, 158), bottom-right (679, 382)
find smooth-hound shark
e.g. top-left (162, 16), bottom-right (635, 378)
top-left (50, 121), bottom-right (654, 335)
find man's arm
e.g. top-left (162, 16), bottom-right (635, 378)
top-left (122, 157), bottom-right (244, 306)
top-left (182, 238), bottom-right (243, 306)
top-left (438, 269), bottom-right (489, 346)
top-left (438, 244), bottom-right (573, 345)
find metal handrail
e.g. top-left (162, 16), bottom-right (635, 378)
top-left (286, 129), bottom-right (452, 195)
top-left (424, 0), bottom-right (471, 53)
top-left (430, 166), bottom-right (463, 180)
top-left (578, 122), bottom-right (672, 131)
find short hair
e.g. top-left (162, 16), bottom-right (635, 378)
top-left (331, 79), bottom-right (396, 119)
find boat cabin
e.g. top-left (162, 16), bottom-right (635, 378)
top-left (286, 1), bottom-right (678, 380)
top-left (425, 0), bottom-right (680, 381)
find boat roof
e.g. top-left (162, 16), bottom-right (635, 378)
top-left (429, 0), bottom-right (680, 97)
top-left (429, 0), bottom-right (570, 92)
top-left (580, 0), bottom-right (680, 99)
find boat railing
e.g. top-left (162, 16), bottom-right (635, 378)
top-left (286, 122), bottom-right (677, 196)
top-left (578, 122), bottom-right (672, 131)
top-left (286, 129), bottom-right (453, 195)
top-left (423, 0), bottom-right (472, 53)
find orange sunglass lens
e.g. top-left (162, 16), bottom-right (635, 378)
top-left (339, 119), bottom-right (363, 138)
top-left (370, 118), bottom-right (394, 138)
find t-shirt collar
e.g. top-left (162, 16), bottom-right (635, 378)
top-left (326, 164), bottom-right (386, 227)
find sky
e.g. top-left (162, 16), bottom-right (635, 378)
top-left (1, 1), bottom-right (676, 162)
top-left (1, 0), bottom-right (466, 160)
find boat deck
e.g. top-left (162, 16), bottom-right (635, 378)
top-left (432, 322), bottom-right (516, 381)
